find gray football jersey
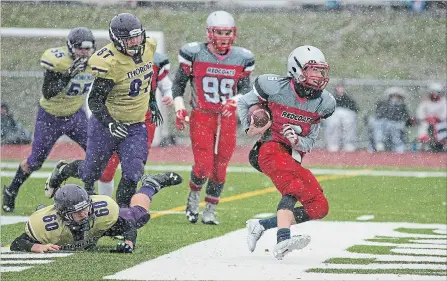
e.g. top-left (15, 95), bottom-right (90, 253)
top-left (238, 74), bottom-right (336, 153)
top-left (177, 42), bottom-right (255, 113)
top-left (153, 52), bottom-right (170, 81)
top-left (153, 52), bottom-right (169, 70)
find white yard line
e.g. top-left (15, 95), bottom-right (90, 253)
top-left (0, 163), bottom-right (445, 178)
top-left (358, 241), bottom-right (447, 249)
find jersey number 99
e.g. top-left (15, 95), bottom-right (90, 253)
top-left (202, 77), bottom-right (235, 104)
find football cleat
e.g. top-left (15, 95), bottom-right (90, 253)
top-left (202, 203), bottom-right (219, 225)
top-left (2, 185), bottom-right (17, 213)
top-left (45, 160), bottom-right (69, 198)
top-left (140, 172), bottom-right (183, 191)
top-left (273, 235), bottom-right (311, 260)
top-left (246, 219), bottom-right (265, 252)
top-left (185, 190), bottom-right (200, 224)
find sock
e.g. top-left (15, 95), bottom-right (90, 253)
top-left (116, 178), bottom-right (137, 207)
top-left (292, 206), bottom-right (311, 224)
top-left (205, 180), bottom-right (224, 204)
top-left (8, 165), bottom-right (30, 194)
top-left (277, 228), bottom-right (291, 244)
top-left (137, 181), bottom-right (159, 201)
top-left (84, 180), bottom-right (95, 195)
top-left (259, 216), bottom-right (277, 230)
top-left (98, 179), bottom-right (114, 197)
top-left (189, 170), bottom-right (207, 191)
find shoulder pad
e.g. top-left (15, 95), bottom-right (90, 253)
top-left (40, 46), bottom-right (71, 72)
top-left (179, 42), bottom-right (202, 62)
top-left (254, 74), bottom-right (281, 100)
top-left (145, 37), bottom-right (157, 53)
top-left (320, 90), bottom-right (337, 119)
top-left (233, 46), bottom-right (255, 61)
top-left (25, 206), bottom-right (62, 244)
top-left (88, 44), bottom-right (115, 80)
top-left (153, 52), bottom-right (170, 69)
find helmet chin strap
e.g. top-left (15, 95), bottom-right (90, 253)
top-left (293, 80), bottom-right (322, 100)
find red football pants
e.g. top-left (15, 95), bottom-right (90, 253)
top-left (189, 109), bottom-right (237, 184)
top-left (258, 142), bottom-right (329, 220)
top-left (100, 115), bottom-right (155, 182)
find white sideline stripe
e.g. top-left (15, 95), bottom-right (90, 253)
top-left (391, 248), bottom-right (447, 256)
top-left (321, 263), bottom-right (447, 270)
top-left (1, 260), bottom-right (53, 265)
top-left (336, 253), bottom-right (447, 263)
top-left (0, 266), bottom-right (32, 273)
top-left (0, 216), bottom-right (29, 226)
top-left (0, 163), bottom-right (445, 178)
top-left (359, 241), bottom-right (447, 249)
top-left (1, 253), bottom-right (73, 259)
top-left (150, 210), bottom-right (183, 215)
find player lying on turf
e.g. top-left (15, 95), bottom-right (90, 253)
top-left (10, 172), bottom-right (182, 253)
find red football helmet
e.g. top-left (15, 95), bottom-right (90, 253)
top-left (206, 11), bottom-right (237, 53)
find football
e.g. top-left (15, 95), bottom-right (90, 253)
top-left (248, 104), bottom-right (271, 128)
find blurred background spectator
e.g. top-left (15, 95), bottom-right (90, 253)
top-left (415, 83), bottom-right (446, 152)
top-left (369, 87), bottom-right (411, 153)
top-left (1, 102), bottom-right (32, 145)
top-left (324, 83), bottom-right (359, 152)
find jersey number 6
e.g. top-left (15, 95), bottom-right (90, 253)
top-left (92, 201), bottom-right (109, 217)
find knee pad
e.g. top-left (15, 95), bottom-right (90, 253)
top-left (304, 194), bottom-right (329, 220)
top-left (277, 194), bottom-right (297, 211)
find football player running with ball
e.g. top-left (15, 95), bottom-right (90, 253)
top-left (238, 46), bottom-right (336, 260)
top-left (173, 11), bottom-right (255, 225)
top-left (10, 172), bottom-right (183, 253)
top-left (2, 27), bottom-right (96, 213)
top-left (45, 13), bottom-right (164, 207)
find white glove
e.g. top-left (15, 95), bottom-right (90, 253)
top-left (282, 124), bottom-right (299, 146)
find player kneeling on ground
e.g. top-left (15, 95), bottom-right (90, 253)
top-left (10, 172), bottom-right (182, 253)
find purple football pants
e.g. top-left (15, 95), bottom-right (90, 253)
top-left (26, 105), bottom-right (87, 171)
top-left (78, 116), bottom-right (148, 184)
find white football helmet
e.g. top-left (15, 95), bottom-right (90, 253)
top-left (287, 45), bottom-right (330, 91)
top-left (206, 11), bottom-right (237, 53)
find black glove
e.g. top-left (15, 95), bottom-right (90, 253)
top-left (110, 242), bottom-right (134, 254)
top-left (149, 100), bottom-right (163, 126)
top-left (108, 121), bottom-right (128, 140)
top-left (67, 57), bottom-right (87, 78)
